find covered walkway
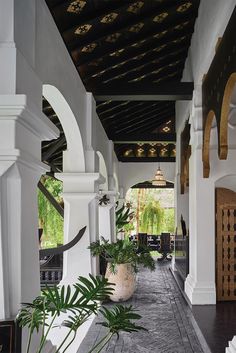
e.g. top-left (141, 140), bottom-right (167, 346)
top-left (78, 263), bottom-right (203, 353)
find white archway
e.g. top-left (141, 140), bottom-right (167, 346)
top-left (43, 85), bottom-right (85, 172)
top-left (97, 151), bottom-right (108, 191)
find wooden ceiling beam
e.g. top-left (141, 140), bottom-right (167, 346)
top-left (86, 49), bottom-right (187, 86)
top-left (101, 102), bottom-right (160, 122)
top-left (94, 82), bottom-right (193, 101)
top-left (52, 0), bottom-right (134, 32)
top-left (117, 156), bottom-right (175, 163)
top-left (81, 39), bottom-right (190, 79)
top-left (111, 133), bottom-right (176, 143)
top-left (136, 117), bottom-right (175, 134)
top-left (67, 3), bottom-right (197, 52)
top-left (104, 104), bottom-right (173, 130)
top-left (98, 101), bottom-right (143, 117)
top-left (98, 61), bottom-right (184, 87)
top-left (42, 135), bottom-right (66, 161)
top-left (83, 37), bottom-right (190, 81)
top-left (112, 112), bottom-right (174, 135)
top-left (74, 16), bottom-right (196, 66)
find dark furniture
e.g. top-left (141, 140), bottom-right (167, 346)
top-left (0, 320), bottom-right (21, 353)
top-left (157, 233), bottom-right (173, 261)
top-left (175, 235), bottom-right (189, 279)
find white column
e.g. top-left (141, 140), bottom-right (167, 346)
top-left (98, 191), bottom-right (117, 242)
top-left (226, 337), bottom-right (236, 353)
top-left (56, 173), bottom-right (102, 283)
top-left (184, 99), bottom-right (216, 305)
top-left (0, 95), bottom-right (59, 350)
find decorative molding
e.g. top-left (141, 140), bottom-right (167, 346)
top-left (226, 337), bottom-right (236, 353)
top-left (0, 95), bottom-right (59, 141)
top-left (202, 8), bottom-right (236, 177)
top-left (185, 274), bottom-right (216, 305)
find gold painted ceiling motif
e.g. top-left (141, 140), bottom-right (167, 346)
top-left (45, 0), bottom-right (200, 163)
top-left (67, 0), bottom-right (86, 14)
top-left (153, 12), bottom-right (168, 23)
top-left (129, 22), bottom-right (144, 33)
top-left (177, 2), bottom-right (192, 13)
top-left (100, 12), bottom-right (118, 24)
top-left (106, 33), bottom-right (121, 43)
top-left (75, 24), bottom-right (92, 35)
top-left (127, 1), bottom-right (144, 14)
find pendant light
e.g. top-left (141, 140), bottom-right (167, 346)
top-left (152, 163), bottom-right (166, 186)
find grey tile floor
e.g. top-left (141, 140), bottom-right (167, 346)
top-left (78, 263), bottom-right (204, 353)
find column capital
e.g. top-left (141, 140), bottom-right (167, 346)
top-left (0, 94), bottom-right (59, 141)
top-left (56, 172), bottom-right (104, 193)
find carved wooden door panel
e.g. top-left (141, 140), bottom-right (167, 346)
top-left (216, 188), bottom-right (236, 301)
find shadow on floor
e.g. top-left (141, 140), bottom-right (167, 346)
top-left (192, 302), bottom-right (236, 353)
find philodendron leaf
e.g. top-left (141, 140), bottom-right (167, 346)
top-left (98, 305), bottom-right (147, 336)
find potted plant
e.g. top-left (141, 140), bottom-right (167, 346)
top-left (17, 274), bottom-right (145, 353)
top-left (116, 203), bottom-right (134, 239)
top-left (89, 238), bottom-right (155, 302)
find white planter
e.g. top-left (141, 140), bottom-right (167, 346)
top-left (105, 263), bottom-right (136, 302)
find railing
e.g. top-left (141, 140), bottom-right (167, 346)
top-left (40, 267), bottom-right (63, 288)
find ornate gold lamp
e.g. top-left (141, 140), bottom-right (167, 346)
top-left (152, 164), bottom-right (166, 186)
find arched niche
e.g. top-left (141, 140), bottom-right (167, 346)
top-left (219, 72), bottom-right (236, 159)
top-left (119, 163), bottom-right (175, 196)
top-left (97, 151), bottom-right (108, 191)
top-left (202, 110), bottom-right (217, 178)
top-left (215, 174), bottom-right (236, 192)
top-left (43, 84), bottom-right (85, 172)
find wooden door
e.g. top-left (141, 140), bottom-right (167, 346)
top-left (216, 188), bottom-right (236, 301)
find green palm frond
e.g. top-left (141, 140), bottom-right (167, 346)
top-left (61, 313), bottom-right (89, 331)
top-left (74, 274), bottom-right (114, 306)
top-left (17, 307), bottom-right (47, 333)
top-left (17, 275), bottom-right (147, 353)
top-left (98, 305), bottom-right (146, 336)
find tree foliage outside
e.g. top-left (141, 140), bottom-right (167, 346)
top-left (140, 201), bottom-right (164, 234)
top-left (38, 176), bottom-right (64, 248)
top-left (125, 188), bottom-right (175, 235)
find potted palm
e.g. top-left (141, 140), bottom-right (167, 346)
top-left (116, 203), bottom-right (134, 240)
top-left (17, 274), bottom-right (145, 353)
top-left (89, 238), bottom-right (155, 302)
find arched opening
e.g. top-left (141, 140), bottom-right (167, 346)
top-left (43, 84), bottom-right (85, 172)
top-left (39, 85), bottom-right (86, 287)
top-left (202, 110), bottom-right (217, 178)
top-left (219, 72), bottom-right (236, 159)
top-left (125, 181), bottom-right (175, 238)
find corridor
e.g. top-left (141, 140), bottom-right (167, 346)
top-left (78, 263), bottom-right (203, 353)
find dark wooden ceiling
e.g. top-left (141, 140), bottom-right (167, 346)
top-left (45, 0), bottom-right (200, 162)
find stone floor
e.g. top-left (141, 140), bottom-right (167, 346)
top-left (77, 263), bottom-right (204, 353)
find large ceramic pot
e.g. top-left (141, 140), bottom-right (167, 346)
top-left (105, 263), bottom-right (136, 302)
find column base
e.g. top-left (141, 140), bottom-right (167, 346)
top-left (185, 274), bottom-right (216, 305)
top-left (226, 337), bottom-right (236, 353)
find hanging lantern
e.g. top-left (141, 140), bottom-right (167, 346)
top-left (152, 164), bottom-right (166, 186)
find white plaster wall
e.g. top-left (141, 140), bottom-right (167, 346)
top-left (183, 0), bottom-right (236, 84)
top-left (118, 162), bottom-right (175, 195)
top-left (175, 1), bottom-right (236, 232)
